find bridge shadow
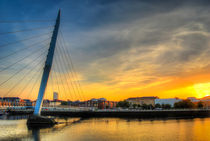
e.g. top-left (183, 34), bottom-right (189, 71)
top-left (0, 117), bottom-right (85, 141)
top-left (27, 117), bottom-right (85, 141)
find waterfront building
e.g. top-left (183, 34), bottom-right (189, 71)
top-left (85, 98), bottom-right (99, 108)
top-left (0, 97), bottom-right (34, 107)
top-left (49, 99), bottom-right (62, 107)
top-left (79, 101), bottom-right (86, 107)
top-left (2, 97), bottom-right (20, 106)
top-left (127, 96), bottom-right (158, 106)
top-left (200, 96), bottom-right (210, 108)
top-left (85, 98), bottom-right (117, 109)
top-left (23, 99), bottom-right (32, 106)
top-left (64, 100), bottom-right (86, 107)
top-left (187, 97), bottom-right (200, 102)
top-left (18, 99), bottom-right (26, 106)
top-left (53, 92), bottom-right (58, 100)
top-left (70, 100), bottom-right (80, 107)
top-left (3, 97), bottom-right (20, 103)
top-left (155, 98), bottom-right (181, 107)
top-left (98, 100), bottom-right (117, 109)
top-left (33, 99), bottom-right (61, 107)
top-left (42, 99), bottom-right (50, 107)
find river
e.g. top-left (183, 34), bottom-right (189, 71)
top-left (0, 115), bottom-right (209, 141)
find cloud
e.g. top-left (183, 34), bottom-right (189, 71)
top-left (1, 0), bottom-right (210, 99)
top-left (64, 0), bottom-right (210, 90)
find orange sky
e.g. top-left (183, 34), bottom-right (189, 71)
top-left (1, 1), bottom-right (210, 102)
top-left (79, 71), bottom-right (210, 101)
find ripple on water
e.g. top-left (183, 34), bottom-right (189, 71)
top-left (0, 117), bottom-right (209, 141)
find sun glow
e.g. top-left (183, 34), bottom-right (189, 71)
top-left (193, 82), bottom-right (210, 98)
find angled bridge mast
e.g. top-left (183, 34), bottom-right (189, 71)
top-left (34, 10), bottom-right (60, 115)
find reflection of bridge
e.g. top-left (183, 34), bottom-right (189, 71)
top-left (0, 10), bottom-right (85, 116)
top-left (0, 115), bottom-right (83, 141)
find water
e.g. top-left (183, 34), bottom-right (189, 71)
top-left (0, 116), bottom-right (209, 141)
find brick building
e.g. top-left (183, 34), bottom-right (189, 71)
top-left (127, 96), bottom-right (158, 106)
top-left (85, 98), bottom-right (117, 109)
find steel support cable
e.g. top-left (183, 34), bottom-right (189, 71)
top-left (54, 54), bottom-right (70, 100)
top-left (0, 32), bottom-right (52, 49)
top-left (57, 37), bottom-right (82, 100)
top-left (6, 61), bottom-right (44, 98)
top-left (57, 38), bottom-right (80, 100)
top-left (57, 42), bottom-right (76, 97)
top-left (49, 72), bottom-right (55, 100)
top-left (54, 53), bottom-right (72, 100)
top-left (3, 55), bottom-right (46, 97)
top-left (59, 31), bottom-right (85, 98)
top-left (23, 70), bottom-right (43, 100)
top-left (59, 39), bottom-right (85, 101)
top-left (54, 55), bottom-right (68, 100)
top-left (56, 42), bottom-right (76, 100)
top-left (26, 70), bottom-right (43, 100)
top-left (56, 43), bottom-right (76, 100)
top-left (14, 55), bottom-right (46, 98)
top-left (59, 32), bottom-right (86, 101)
top-left (50, 72), bottom-right (54, 91)
top-left (52, 71), bottom-right (61, 98)
top-left (18, 64), bottom-right (44, 99)
top-left (50, 72), bottom-right (54, 92)
top-left (50, 59), bottom-right (60, 96)
top-left (48, 71), bottom-right (54, 100)
top-left (51, 69), bottom-right (61, 100)
top-left (51, 56), bottom-right (62, 97)
top-left (44, 71), bottom-right (53, 100)
top-left (0, 37), bottom-right (50, 60)
top-left (0, 49), bottom-right (47, 87)
top-left (56, 41), bottom-right (78, 100)
top-left (0, 26), bottom-right (54, 36)
top-left (0, 44), bottom-right (48, 73)
top-left (0, 20), bottom-right (54, 23)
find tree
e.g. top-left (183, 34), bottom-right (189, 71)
top-left (197, 101), bottom-right (203, 108)
top-left (133, 104), bottom-right (137, 109)
top-left (61, 101), bottom-right (67, 105)
top-left (116, 100), bottom-right (130, 108)
top-left (148, 104), bottom-right (154, 109)
top-left (174, 99), bottom-right (195, 109)
top-left (161, 104), bottom-right (171, 109)
top-left (142, 104), bottom-right (149, 109)
top-left (141, 104), bottom-right (154, 109)
top-left (163, 104), bottom-right (171, 109)
top-left (155, 103), bottom-right (161, 108)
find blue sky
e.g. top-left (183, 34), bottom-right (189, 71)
top-left (1, 0), bottom-right (210, 100)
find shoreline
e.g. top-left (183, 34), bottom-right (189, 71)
top-left (6, 109), bottom-right (210, 119)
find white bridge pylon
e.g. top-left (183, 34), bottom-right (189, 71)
top-left (34, 10), bottom-right (60, 115)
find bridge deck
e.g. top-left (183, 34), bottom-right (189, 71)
top-left (6, 109), bottom-right (210, 118)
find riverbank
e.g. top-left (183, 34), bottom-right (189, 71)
top-left (7, 109), bottom-right (210, 119)
top-left (1, 117), bottom-right (210, 141)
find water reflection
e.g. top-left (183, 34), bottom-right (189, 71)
top-left (32, 129), bottom-right (40, 141)
top-left (0, 114), bottom-right (29, 120)
top-left (0, 115), bottom-right (83, 141)
top-left (28, 117), bottom-right (86, 141)
top-left (0, 115), bottom-right (209, 141)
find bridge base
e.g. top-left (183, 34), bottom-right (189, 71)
top-left (27, 115), bottom-right (56, 128)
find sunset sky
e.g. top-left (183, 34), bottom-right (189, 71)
top-left (1, 0), bottom-right (210, 101)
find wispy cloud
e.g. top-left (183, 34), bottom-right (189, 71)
top-left (1, 0), bottom-right (210, 100)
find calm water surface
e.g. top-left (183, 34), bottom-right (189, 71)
top-left (0, 116), bottom-right (209, 141)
